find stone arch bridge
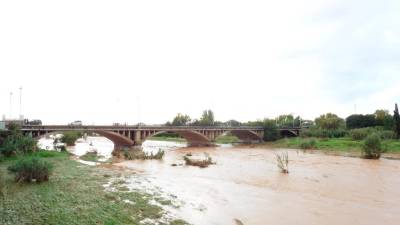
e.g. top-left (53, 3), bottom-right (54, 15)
top-left (22, 125), bottom-right (266, 149)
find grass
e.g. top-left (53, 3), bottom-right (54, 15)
top-left (79, 151), bottom-right (101, 162)
top-left (0, 151), bottom-right (186, 225)
top-left (146, 136), bottom-right (187, 142)
top-left (270, 137), bottom-right (400, 153)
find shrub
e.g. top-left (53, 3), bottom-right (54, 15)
top-left (123, 149), bottom-right (165, 160)
top-left (301, 128), bottom-right (347, 138)
top-left (61, 131), bottom-right (82, 146)
top-left (299, 139), bottom-right (316, 149)
top-left (275, 151), bottom-right (289, 173)
top-left (362, 134), bottom-right (382, 159)
top-left (262, 119), bottom-right (280, 141)
top-left (8, 157), bottom-right (53, 182)
top-left (349, 128), bottom-right (374, 140)
top-left (378, 130), bottom-right (395, 140)
top-left (0, 135), bottom-right (37, 157)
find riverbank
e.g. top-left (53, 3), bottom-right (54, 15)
top-left (261, 137), bottom-right (400, 158)
top-left (0, 151), bottom-right (187, 225)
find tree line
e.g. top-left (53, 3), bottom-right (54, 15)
top-left (166, 104), bottom-right (400, 141)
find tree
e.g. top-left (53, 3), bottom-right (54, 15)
top-left (315, 113), bottom-right (345, 130)
top-left (394, 103), bottom-right (400, 139)
top-left (224, 120), bottom-right (241, 127)
top-left (374, 109), bottom-right (389, 126)
top-left (262, 119), bottom-right (280, 141)
top-left (346, 114), bottom-right (376, 129)
top-left (199, 110), bottom-right (215, 126)
top-left (171, 113), bottom-right (191, 126)
top-left (275, 114), bottom-right (294, 128)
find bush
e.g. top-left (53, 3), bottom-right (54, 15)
top-left (0, 135), bottom-right (37, 157)
top-left (349, 128), bottom-right (395, 141)
top-left (8, 157), bottom-right (53, 182)
top-left (61, 131), bottom-right (82, 146)
top-left (299, 139), bottom-right (316, 149)
top-left (349, 128), bottom-right (375, 140)
top-left (123, 149), bottom-right (165, 160)
top-left (301, 128), bottom-right (347, 138)
top-left (262, 119), bottom-right (280, 141)
top-left (362, 134), bottom-right (382, 159)
top-left (377, 130), bottom-right (395, 140)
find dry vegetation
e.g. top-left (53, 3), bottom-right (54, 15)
top-left (183, 153), bottom-right (214, 168)
top-left (275, 151), bottom-right (289, 173)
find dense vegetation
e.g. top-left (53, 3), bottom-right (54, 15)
top-left (60, 131), bottom-right (82, 146)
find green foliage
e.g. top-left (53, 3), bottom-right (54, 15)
top-left (0, 131), bottom-right (37, 157)
top-left (378, 130), bottom-right (395, 140)
top-left (299, 139), bottom-right (317, 149)
top-left (394, 103), bottom-right (400, 139)
top-left (123, 149), bottom-right (165, 160)
top-left (61, 131), bottom-right (82, 146)
top-left (301, 127), bottom-right (347, 138)
top-left (8, 157), bottom-right (53, 182)
top-left (371, 109), bottom-right (395, 130)
top-left (198, 109), bottom-right (215, 126)
top-left (362, 133), bottom-right (382, 159)
top-left (315, 113), bottom-right (345, 130)
top-left (276, 114), bottom-right (294, 127)
top-left (349, 127), bottom-right (375, 140)
top-left (346, 114), bottom-right (377, 129)
top-left (224, 119), bottom-right (241, 127)
top-left (262, 119), bottom-right (280, 141)
top-left (171, 113), bottom-right (191, 126)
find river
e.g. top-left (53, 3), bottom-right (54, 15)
top-left (39, 136), bottom-right (400, 225)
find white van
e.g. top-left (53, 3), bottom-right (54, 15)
top-left (69, 120), bottom-right (82, 126)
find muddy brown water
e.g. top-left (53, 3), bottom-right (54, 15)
top-left (114, 145), bottom-right (400, 225)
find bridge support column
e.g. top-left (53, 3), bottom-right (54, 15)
top-left (134, 131), bottom-right (142, 146)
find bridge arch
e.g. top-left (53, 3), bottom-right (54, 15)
top-left (145, 130), bottom-right (213, 146)
top-left (279, 129), bottom-right (298, 137)
top-left (217, 130), bottom-right (263, 143)
top-left (32, 130), bottom-right (134, 148)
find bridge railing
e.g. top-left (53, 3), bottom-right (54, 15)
top-left (21, 125), bottom-right (265, 130)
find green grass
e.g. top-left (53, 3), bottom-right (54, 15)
top-left (0, 151), bottom-right (186, 225)
top-left (147, 136), bottom-right (187, 143)
top-left (271, 137), bottom-right (400, 153)
top-left (79, 151), bottom-right (100, 162)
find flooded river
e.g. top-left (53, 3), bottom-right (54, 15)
top-left (39, 137), bottom-right (400, 225)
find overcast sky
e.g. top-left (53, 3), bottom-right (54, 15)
top-left (1, 0), bottom-right (399, 125)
